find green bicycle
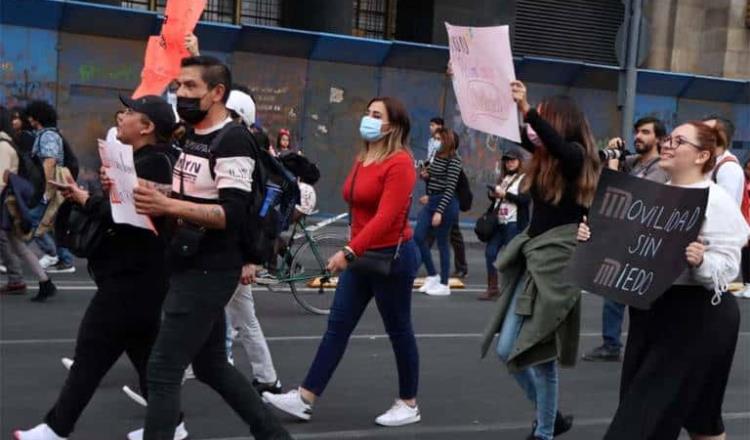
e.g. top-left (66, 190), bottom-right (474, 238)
top-left (259, 215), bottom-right (347, 315)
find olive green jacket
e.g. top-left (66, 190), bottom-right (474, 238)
top-left (480, 223), bottom-right (581, 373)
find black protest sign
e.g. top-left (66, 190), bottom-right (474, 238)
top-left (567, 169), bottom-right (709, 310)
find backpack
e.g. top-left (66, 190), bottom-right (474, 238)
top-left (206, 122), bottom-right (299, 265)
top-left (12, 138), bottom-right (46, 208)
top-left (456, 169), bottom-right (473, 212)
top-left (39, 128), bottom-right (80, 180)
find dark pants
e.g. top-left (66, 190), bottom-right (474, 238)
top-left (426, 223), bottom-right (467, 273)
top-left (484, 221), bottom-right (519, 274)
top-left (303, 240), bottom-right (420, 399)
top-left (605, 286), bottom-right (739, 440)
top-left (44, 271), bottom-right (167, 437)
top-left (742, 245), bottom-right (750, 282)
top-left (415, 196), bottom-right (460, 284)
top-left (143, 268), bottom-right (290, 440)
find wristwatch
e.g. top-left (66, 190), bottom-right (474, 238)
top-left (342, 247), bottom-right (357, 263)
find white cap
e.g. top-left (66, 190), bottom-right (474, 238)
top-left (226, 90), bottom-right (256, 126)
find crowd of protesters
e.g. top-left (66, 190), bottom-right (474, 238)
top-left (3, 31), bottom-right (749, 440)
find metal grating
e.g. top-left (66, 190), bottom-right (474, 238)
top-left (201, 0), bottom-right (236, 24)
top-left (514, 0), bottom-right (625, 65)
top-left (353, 0), bottom-right (397, 40)
top-left (240, 0), bottom-right (281, 26)
top-left (121, 0), bottom-right (151, 10)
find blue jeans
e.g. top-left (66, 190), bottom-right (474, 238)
top-left (414, 195), bottom-right (459, 284)
top-left (602, 298), bottom-right (625, 349)
top-left (303, 240), bottom-right (420, 399)
top-left (28, 202), bottom-right (73, 265)
top-left (484, 222), bottom-right (519, 275)
top-left (496, 278), bottom-right (559, 440)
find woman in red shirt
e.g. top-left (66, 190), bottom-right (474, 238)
top-left (264, 97), bottom-right (421, 427)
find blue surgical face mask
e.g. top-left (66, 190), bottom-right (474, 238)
top-left (428, 138), bottom-right (441, 152)
top-left (359, 116), bottom-right (385, 142)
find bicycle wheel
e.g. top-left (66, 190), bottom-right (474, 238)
top-left (288, 233), bottom-right (347, 315)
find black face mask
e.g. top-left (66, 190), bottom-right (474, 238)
top-left (176, 96), bottom-right (209, 125)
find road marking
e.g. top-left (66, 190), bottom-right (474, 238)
top-left (197, 412), bottom-right (750, 439)
top-left (2, 332), bottom-right (750, 345)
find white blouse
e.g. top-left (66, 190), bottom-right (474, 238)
top-left (672, 180), bottom-right (750, 304)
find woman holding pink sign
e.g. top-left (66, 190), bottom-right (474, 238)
top-left (480, 80), bottom-right (600, 440)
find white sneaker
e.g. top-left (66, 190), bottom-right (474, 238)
top-left (123, 385), bottom-right (148, 407)
top-left (741, 284), bottom-right (750, 299)
top-left (38, 255), bottom-right (59, 270)
top-left (425, 283), bottom-right (450, 296)
top-left (375, 399), bottom-right (421, 427)
top-left (61, 357), bottom-right (73, 370)
top-left (126, 421), bottom-right (188, 440)
top-left (0, 264), bottom-right (7, 273)
top-left (183, 365), bottom-right (195, 381)
top-left (263, 388), bottom-right (313, 421)
top-left (418, 275), bottom-right (440, 293)
top-left (13, 423), bottom-right (66, 440)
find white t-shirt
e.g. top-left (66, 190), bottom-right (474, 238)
top-left (496, 173), bottom-right (524, 224)
top-left (296, 181), bottom-right (317, 216)
top-left (711, 150), bottom-right (745, 206)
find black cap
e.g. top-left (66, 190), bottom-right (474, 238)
top-left (502, 147), bottom-right (523, 160)
top-left (119, 94), bottom-right (176, 138)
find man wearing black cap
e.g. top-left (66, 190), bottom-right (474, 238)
top-left (14, 95), bottom-right (180, 440)
top-left (132, 56), bottom-right (290, 440)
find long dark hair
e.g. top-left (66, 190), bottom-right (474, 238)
top-left (434, 128), bottom-right (459, 158)
top-left (521, 95), bottom-right (600, 207)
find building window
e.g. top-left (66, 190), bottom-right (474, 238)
top-left (240, 0), bottom-right (281, 26)
top-left (121, 0), bottom-right (152, 10)
top-left (123, 0), bottom-right (238, 24)
top-left (353, 0), bottom-right (397, 40)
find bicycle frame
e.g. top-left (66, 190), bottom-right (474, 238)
top-left (275, 217), bottom-right (333, 285)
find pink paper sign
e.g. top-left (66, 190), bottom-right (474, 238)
top-left (445, 24), bottom-right (520, 143)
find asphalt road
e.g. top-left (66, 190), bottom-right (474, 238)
top-left (1, 242), bottom-right (749, 439)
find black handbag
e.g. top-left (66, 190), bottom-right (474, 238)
top-left (346, 163), bottom-right (411, 277)
top-left (170, 152), bottom-right (206, 258)
top-left (55, 201), bottom-right (108, 258)
top-left (474, 205), bottom-right (498, 243)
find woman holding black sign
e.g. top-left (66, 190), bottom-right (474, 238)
top-left (479, 81), bottom-right (601, 440)
top-left (578, 121), bottom-right (750, 440)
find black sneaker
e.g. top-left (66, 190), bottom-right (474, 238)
top-left (253, 379), bottom-right (282, 395)
top-left (31, 280), bottom-right (57, 302)
top-left (528, 412), bottom-right (574, 439)
top-left (46, 262), bottom-right (76, 274)
top-left (582, 344), bottom-right (621, 362)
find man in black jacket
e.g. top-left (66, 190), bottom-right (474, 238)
top-left (132, 56), bottom-right (290, 440)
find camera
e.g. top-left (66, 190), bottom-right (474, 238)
top-left (599, 148), bottom-right (625, 161)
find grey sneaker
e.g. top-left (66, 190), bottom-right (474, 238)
top-left (582, 344), bottom-right (621, 362)
top-left (46, 263), bottom-right (76, 274)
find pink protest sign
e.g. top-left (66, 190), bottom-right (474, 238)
top-left (445, 24), bottom-right (520, 143)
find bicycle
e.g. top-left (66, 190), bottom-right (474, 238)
top-left (258, 214), bottom-right (348, 315)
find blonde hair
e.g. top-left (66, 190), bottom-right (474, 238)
top-left (357, 97), bottom-right (411, 162)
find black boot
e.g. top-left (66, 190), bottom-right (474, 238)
top-left (528, 412), bottom-right (574, 439)
top-left (31, 280), bottom-right (57, 302)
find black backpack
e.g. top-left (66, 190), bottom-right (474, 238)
top-left (12, 140), bottom-right (46, 208)
top-left (206, 122), bottom-right (299, 265)
top-left (456, 170), bottom-right (473, 212)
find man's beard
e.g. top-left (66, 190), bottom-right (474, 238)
top-left (635, 141), bottom-right (654, 154)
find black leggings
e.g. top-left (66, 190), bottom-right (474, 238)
top-left (45, 272), bottom-right (168, 437)
top-left (742, 246), bottom-right (750, 282)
